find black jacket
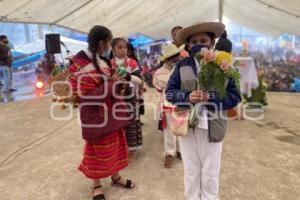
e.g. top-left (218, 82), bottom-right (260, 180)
top-left (0, 43), bottom-right (12, 67)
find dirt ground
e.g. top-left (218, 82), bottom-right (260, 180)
top-left (0, 90), bottom-right (299, 200)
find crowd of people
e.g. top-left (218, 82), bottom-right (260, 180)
top-left (250, 49), bottom-right (300, 92)
top-left (260, 62), bottom-right (298, 92)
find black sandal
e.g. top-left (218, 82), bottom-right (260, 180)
top-left (92, 185), bottom-right (105, 200)
top-left (111, 176), bottom-right (135, 189)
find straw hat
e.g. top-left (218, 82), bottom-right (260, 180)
top-left (176, 21), bottom-right (225, 45)
top-left (161, 43), bottom-right (184, 61)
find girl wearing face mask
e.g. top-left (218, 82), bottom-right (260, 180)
top-left (68, 26), bottom-right (135, 200)
top-left (166, 22), bottom-right (241, 200)
top-left (153, 43), bottom-right (183, 168)
top-left (110, 38), bottom-right (143, 152)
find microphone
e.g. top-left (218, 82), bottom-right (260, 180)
top-left (60, 41), bottom-right (67, 48)
top-left (60, 41), bottom-right (72, 55)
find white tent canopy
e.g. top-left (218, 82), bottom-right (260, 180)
top-left (1, 0), bottom-right (300, 38)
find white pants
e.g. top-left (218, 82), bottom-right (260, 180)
top-left (179, 128), bottom-right (223, 200)
top-left (163, 123), bottom-right (179, 156)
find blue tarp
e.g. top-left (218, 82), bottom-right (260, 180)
top-left (12, 50), bottom-right (46, 69)
top-left (291, 77), bottom-right (300, 92)
top-left (70, 34), bottom-right (87, 42)
top-left (12, 50), bottom-right (27, 58)
top-left (128, 33), bottom-right (156, 48)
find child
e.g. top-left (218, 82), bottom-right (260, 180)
top-left (166, 22), bottom-right (241, 200)
top-left (111, 38), bottom-right (143, 152)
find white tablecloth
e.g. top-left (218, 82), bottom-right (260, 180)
top-left (235, 57), bottom-right (259, 98)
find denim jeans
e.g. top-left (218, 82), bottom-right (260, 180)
top-left (0, 66), bottom-right (12, 92)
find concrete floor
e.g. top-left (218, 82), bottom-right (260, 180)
top-left (0, 90), bottom-right (299, 200)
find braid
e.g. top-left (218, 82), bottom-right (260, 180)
top-left (92, 51), bottom-right (101, 74)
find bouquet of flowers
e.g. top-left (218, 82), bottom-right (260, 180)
top-left (195, 48), bottom-right (240, 99)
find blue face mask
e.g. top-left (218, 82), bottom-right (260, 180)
top-left (189, 44), bottom-right (210, 56)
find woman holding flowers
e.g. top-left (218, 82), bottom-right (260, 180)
top-left (166, 22), bottom-right (241, 200)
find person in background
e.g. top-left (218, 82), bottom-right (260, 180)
top-left (171, 26), bottom-right (189, 58)
top-left (215, 30), bottom-right (240, 119)
top-left (111, 37), bottom-right (144, 152)
top-left (166, 22), bottom-right (241, 200)
top-left (215, 30), bottom-right (232, 53)
top-left (127, 42), bottom-right (146, 123)
top-left (127, 42), bottom-right (139, 63)
top-left (153, 43), bottom-right (183, 168)
top-left (0, 35), bottom-right (17, 93)
top-left (171, 26), bottom-right (183, 48)
top-left (40, 53), bottom-right (56, 78)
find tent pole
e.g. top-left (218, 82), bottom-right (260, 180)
top-left (292, 35), bottom-right (295, 49)
top-left (49, 24), bottom-right (55, 33)
top-left (23, 24), bottom-right (31, 43)
top-left (38, 24), bottom-right (44, 39)
top-left (136, 47), bottom-right (141, 62)
top-left (218, 0), bottom-right (224, 22)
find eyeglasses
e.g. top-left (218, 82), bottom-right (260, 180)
top-left (3, 41), bottom-right (9, 44)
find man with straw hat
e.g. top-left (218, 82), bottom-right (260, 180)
top-left (166, 22), bottom-right (241, 200)
top-left (153, 43), bottom-right (184, 168)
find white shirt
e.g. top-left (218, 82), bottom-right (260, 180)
top-left (115, 57), bottom-right (125, 67)
top-left (194, 57), bottom-right (208, 130)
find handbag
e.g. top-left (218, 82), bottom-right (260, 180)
top-left (165, 109), bottom-right (190, 136)
top-left (79, 79), bottom-right (130, 140)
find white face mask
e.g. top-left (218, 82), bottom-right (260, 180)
top-left (116, 57), bottom-right (125, 66)
top-left (101, 46), bottom-right (112, 59)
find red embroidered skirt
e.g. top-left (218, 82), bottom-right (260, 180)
top-left (78, 129), bottom-right (128, 179)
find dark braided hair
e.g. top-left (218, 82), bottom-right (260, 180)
top-left (127, 42), bottom-right (139, 62)
top-left (87, 25), bottom-right (113, 73)
top-left (111, 37), bottom-right (127, 49)
top-left (215, 30), bottom-right (232, 53)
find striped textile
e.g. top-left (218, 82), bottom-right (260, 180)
top-left (78, 129), bottom-right (128, 179)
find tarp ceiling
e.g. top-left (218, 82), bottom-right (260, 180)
top-left (0, 0), bottom-right (300, 38)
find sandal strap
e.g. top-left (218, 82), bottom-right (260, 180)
top-left (94, 185), bottom-right (102, 190)
top-left (111, 176), bottom-right (122, 184)
top-left (93, 194), bottom-right (105, 200)
top-left (125, 180), bottom-right (132, 188)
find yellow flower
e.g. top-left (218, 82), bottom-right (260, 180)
top-left (215, 51), bottom-right (233, 67)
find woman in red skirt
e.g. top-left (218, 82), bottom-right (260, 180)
top-left (69, 25), bottom-right (135, 200)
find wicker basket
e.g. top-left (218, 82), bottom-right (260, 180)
top-left (48, 70), bottom-right (74, 102)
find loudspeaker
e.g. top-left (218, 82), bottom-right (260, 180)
top-left (45, 34), bottom-right (61, 54)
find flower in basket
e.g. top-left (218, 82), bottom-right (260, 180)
top-left (196, 50), bottom-right (240, 99)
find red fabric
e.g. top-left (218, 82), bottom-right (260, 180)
top-left (68, 51), bottom-right (128, 140)
top-left (161, 112), bottom-right (167, 129)
top-left (68, 55), bottom-right (107, 98)
top-left (78, 129), bottom-right (128, 179)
